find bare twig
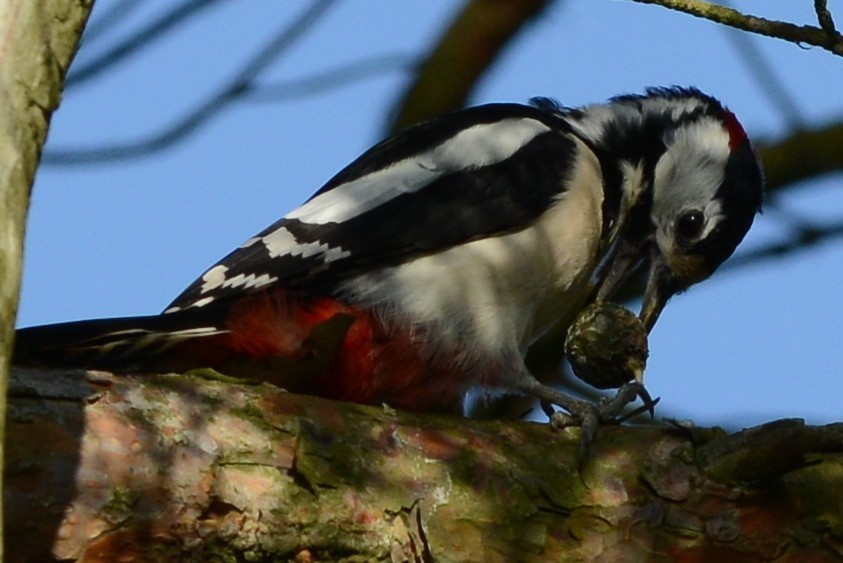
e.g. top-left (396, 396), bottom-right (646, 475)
top-left (67, 0), bottom-right (228, 89)
top-left (814, 0), bottom-right (837, 37)
top-left (387, 0), bottom-right (555, 133)
top-left (44, 52), bottom-right (409, 164)
top-left (43, 0), bottom-right (338, 165)
top-left (80, 0), bottom-right (145, 46)
top-left (631, 0), bottom-right (843, 56)
top-left (719, 1), bottom-right (805, 129)
top-left (242, 53), bottom-right (418, 103)
top-left (726, 219), bottom-right (843, 271)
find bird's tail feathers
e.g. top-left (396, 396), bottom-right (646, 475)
top-left (14, 310), bottom-right (227, 371)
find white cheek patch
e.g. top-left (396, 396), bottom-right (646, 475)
top-left (653, 119), bottom-right (731, 230)
top-left (682, 119), bottom-right (733, 157)
top-left (286, 118), bottom-right (551, 225)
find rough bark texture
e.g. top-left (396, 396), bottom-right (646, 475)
top-left (0, 2), bottom-right (95, 558)
top-left (6, 367), bottom-right (843, 562)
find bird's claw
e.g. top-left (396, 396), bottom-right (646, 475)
top-left (598, 382), bottom-right (658, 421)
top-left (546, 382), bottom-right (659, 464)
top-left (549, 400), bottom-right (600, 463)
top-left (540, 400), bottom-right (556, 418)
top-left (553, 382), bottom-right (657, 426)
top-left (516, 376), bottom-right (658, 462)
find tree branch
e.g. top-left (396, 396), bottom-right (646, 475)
top-left (43, 0), bottom-right (338, 165)
top-left (814, 0), bottom-right (837, 37)
top-left (719, 7), bottom-right (805, 129)
top-left (0, 1), bottom-right (95, 558)
top-left (78, 0), bottom-right (145, 47)
top-left (67, 0), bottom-right (227, 88)
top-left (386, 0), bottom-right (556, 133)
top-left (631, 0), bottom-right (843, 56)
top-left (240, 53), bottom-right (418, 104)
top-left (757, 121), bottom-right (843, 192)
top-left (7, 367), bottom-right (843, 561)
top-left (726, 219), bottom-right (843, 271)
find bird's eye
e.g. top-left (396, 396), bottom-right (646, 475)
top-left (676, 209), bottom-right (705, 241)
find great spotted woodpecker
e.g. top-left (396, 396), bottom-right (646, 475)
top-left (15, 87), bottom-right (763, 422)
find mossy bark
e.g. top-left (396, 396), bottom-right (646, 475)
top-left (6, 367), bottom-right (843, 562)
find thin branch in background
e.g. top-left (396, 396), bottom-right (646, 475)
top-left (719, 1), bottom-right (805, 129)
top-left (630, 0), bottom-right (843, 56)
top-left (761, 200), bottom-right (838, 252)
top-left (814, 0), bottom-right (837, 36)
top-left (80, 0), bottom-right (145, 46)
top-left (716, 0), bottom-right (812, 277)
top-left (725, 219), bottom-right (843, 270)
top-left (242, 53), bottom-right (419, 104)
top-left (67, 0), bottom-right (228, 89)
top-left (386, 0), bottom-right (555, 134)
top-left (762, 199), bottom-right (817, 231)
top-left (43, 0), bottom-right (339, 166)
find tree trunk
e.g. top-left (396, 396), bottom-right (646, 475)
top-left (6, 367), bottom-right (843, 562)
top-left (0, 3), bottom-right (95, 560)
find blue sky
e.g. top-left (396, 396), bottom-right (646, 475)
top-left (20, 1), bottom-right (843, 427)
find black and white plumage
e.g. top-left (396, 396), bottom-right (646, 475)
top-left (15, 87), bottom-right (764, 420)
top-left (164, 104), bottom-right (580, 309)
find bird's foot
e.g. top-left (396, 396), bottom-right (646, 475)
top-left (518, 378), bottom-right (659, 462)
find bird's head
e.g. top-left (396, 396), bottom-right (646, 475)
top-left (589, 88), bottom-right (764, 331)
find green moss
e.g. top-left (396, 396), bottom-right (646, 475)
top-left (183, 367), bottom-right (261, 386)
top-left (295, 418), bottom-right (375, 491)
top-left (228, 403), bottom-right (262, 423)
top-left (101, 488), bottom-right (141, 525)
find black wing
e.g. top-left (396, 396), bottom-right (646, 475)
top-left (165, 103), bottom-right (579, 312)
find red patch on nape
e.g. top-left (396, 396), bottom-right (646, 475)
top-left (721, 108), bottom-right (748, 151)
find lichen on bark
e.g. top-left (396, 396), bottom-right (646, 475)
top-left (6, 367), bottom-right (843, 562)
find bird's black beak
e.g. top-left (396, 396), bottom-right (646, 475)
top-left (638, 249), bottom-right (679, 333)
top-left (594, 238), bottom-right (646, 304)
top-left (593, 238), bottom-right (680, 334)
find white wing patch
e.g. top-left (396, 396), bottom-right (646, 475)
top-left (286, 118), bottom-right (552, 226)
top-left (197, 264), bottom-right (279, 296)
top-left (220, 273), bottom-right (277, 292)
top-left (189, 296), bottom-right (217, 308)
top-left (165, 112), bottom-right (558, 315)
top-left (200, 265), bottom-right (229, 293)
top-left (262, 226), bottom-right (351, 262)
top-left (166, 226), bottom-right (350, 312)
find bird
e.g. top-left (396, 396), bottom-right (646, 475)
top-left (15, 87), bottom-right (764, 424)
